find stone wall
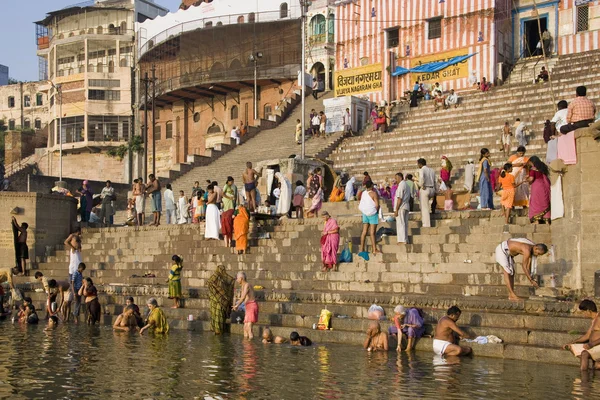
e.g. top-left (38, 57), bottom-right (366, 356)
top-left (551, 129), bottom-right (600, 295)
top-left (36, 150), bottom-right (130, 183)
top-left (0, 192), bottom-right (76, 269)
top-left (4, 129), bottom-right (49, 166)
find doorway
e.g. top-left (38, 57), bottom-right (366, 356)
top-left (522, 17), bottom-right (547, 57)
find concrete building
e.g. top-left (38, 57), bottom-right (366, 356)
top-left (333, 0), bottom-right (513, 102)
top-left (33, 0), bottom-right (168, 182)
top-left (306, 0), bottom-right (336, 91)
top-left (0, 64), bottom-right (8, 86)
top-left (0, 82), bottom-right (49, 133)
top-left (135, 0), bottom-right (302, 177)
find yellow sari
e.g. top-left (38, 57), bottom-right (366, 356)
top-left (148, 307), bottom-right (169, 334)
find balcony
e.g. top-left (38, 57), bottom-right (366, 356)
top-left (309, 33), bottom-right (334, 46)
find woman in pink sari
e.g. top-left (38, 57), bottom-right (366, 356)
top-left (526, 156), bottom-right (551, 224)
top-left (320, 211), bottom-right (340, 271)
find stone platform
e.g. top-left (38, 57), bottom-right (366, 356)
top-left (13, 210), bottom-right (587, 366)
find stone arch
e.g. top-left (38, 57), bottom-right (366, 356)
top-left (229, 59), bottom-right (243, 71)
top-left (97, 26), bottom-right (103, 34)
top-left (120, 58), bottom-right (128, 67)
top-left (310, 61), bottom-right (325, 82)
top-left (206, 117), bottom-right (225, 134)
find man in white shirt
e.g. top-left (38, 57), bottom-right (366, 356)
top-left (445, 89), bottom-right (459, 109)
top-left (393, 172), bottom-right (411, 244)
top-left (417, 158), bottom-right (437, 228)
top-left (164, 183), bottom-right (177, 224)
top-left (551, 100), bottom-right (568, 132)
top-left (230, 126), bottom-right (240, 145)
top-left (343, 108), bottom-right (352, 136)
top-left (311, 113), bottom-right (321, 138)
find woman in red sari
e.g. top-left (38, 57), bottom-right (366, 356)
top-left (527, 156), bottom-right (551, 224)
top-left (320, 211), bottom-right (340, 272)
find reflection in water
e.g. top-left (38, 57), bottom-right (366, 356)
top-left (0, 323), bottom-right (600, 399)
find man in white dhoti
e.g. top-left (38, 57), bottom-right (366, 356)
top-left (345, 177), bottom-right (356, 201)
top-left (275, 172), bottom-right (292, 215)
top-left (205, 184), bottom-right (221, 239)
top-left (494, 238), bottom-right (548, 300)
top-left (463, 159), bottom-right (475, 192)
top-left (393, 172), bottom-right (411, 245)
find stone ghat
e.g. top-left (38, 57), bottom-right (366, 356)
top-left (15, 210), bottom-right (586, 365)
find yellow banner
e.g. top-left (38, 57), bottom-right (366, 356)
top-left (410, 49), bottom-right (470, 84)
top-left (334, 64), bottom-right (383, 97)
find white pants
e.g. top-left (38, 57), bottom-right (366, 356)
top-left (165, 209), bottom-right (176, 224)
top-left (396, 208), bottom-right (409, 243)
top-left (419, 188), bottom-right (434, 228)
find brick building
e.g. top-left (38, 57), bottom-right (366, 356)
top-left (135, 0), bottom-right (302, 177)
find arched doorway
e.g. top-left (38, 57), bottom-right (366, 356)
top-left (310, 62), bottom-right (326, 85)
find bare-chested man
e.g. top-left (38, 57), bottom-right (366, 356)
top-left (232, 271), bottom-right (258, 339)
top-left (242, 162), bottom-right (259, 212)
top-left (433, 306), bottom-right (475, 358)
top-left (495, 238), bottom-right (548, 300)
top-left (564, 300), bottom-right (600, 370)
top-left (64, 228), bottom-right (82, 281)
top-left (145, 174), bottom-right (162, 226)
top-left (12, 217), bottom-right (29, 275)
top-left (113, 305), bottom-right (138, 332)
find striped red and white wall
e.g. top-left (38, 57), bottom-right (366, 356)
top-left (334, 0), bottom-right (509, 101)
top-left (558, 0), bottom-right (600, 55)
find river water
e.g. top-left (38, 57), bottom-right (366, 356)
top-left (0, 323), bottom-right (598, 399)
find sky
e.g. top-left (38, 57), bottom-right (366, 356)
top-left (0, 0), bottom-right (181, 82)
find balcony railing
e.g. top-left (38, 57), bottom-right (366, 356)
top-left (309, 33), bottom-right (334, 45)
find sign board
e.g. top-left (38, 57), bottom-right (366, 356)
top-left (323, 95), bottom-right (372, 134)
top-left (334, 64), bottom-right (383, 97)
top-left (410, 48), bottom-right (470, 84)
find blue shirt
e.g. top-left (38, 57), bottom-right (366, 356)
top-left (72, 271), bottom-right (83, 291)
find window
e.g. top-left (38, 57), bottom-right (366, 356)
top-left (108, 61), bottom-right (115, 73)
top-left (35, 118), bottom-right (42, 130)
top-left (428, 17), bottom-right (442, 40)
top-left (193, 112), bottom-right (200, 122)
top-left (311, 15), bottom-right (326, 36)
top-left (231, 105), bottom-right (239, 120)
top-left (36, 93), bottom-right (43, 106)
top-left (97, 62), bottom-right (103, 73)
top-left (108, 24), bottom-right (116, 34)
top-left (120, 58), bottom-right (128, 67)
top-left (24, 118), bottom-right (31, 129)
top-left (264, 104), bottom-right (273, 118)
top-left (120, 46), bottom-right (133, 54)
top-left (88, 115), bottom-right (129, 142)
top-left (166, 121), bottom-right (173, 139)
top-left (577, 5), bottom-right (589, 33)
top-left (97, 26), bottom-right (103, 34)
top-left (154, 124), bottom-right (161, 140)
top-left (88, 64), bottom-right (94, 73)
top-left (89, 79), bottom-right (120, 87)
top-left (387, 28), bottom-right (399, 48)
top-left (88, 89), bottom-right (121, 101)
top-left (280, 3), bottom-right (288, 18)
top-left (8, 96), bottom-right (15, 108)
top-left (88, 50), bottom-right (106, 59)
top-left (8, 119), bottom-right (15, 130)
top-left (121, 21), bottom-right (127, 33)
top-left (24, 95), bottom-right (31, 107)
top-left (108, 49), bottom-right (117, 56)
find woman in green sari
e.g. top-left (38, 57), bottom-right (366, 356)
top-left (207, 265), bottom-right (235, 334)
top-left (140, 298), bottom-right (169, 335)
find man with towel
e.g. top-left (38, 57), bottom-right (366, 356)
top-left (494, 238), bottom-right (548, 300)
top-left (358, 180), bottom-right (380, 256)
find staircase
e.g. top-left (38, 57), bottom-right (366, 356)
top-left (330, 50), bottom-right (600, 187)
top-left (15, 210), bottom-right (583, 365)
top-left (168, 91), bottom-right (343, 193)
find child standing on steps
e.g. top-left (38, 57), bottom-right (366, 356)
top-left (168, 255), bottom-right (183, 308)
top-left (497, 163), bottom-right (523, 226)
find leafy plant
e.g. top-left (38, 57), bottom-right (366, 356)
top-left (106, 135), bottom-right (144, 161)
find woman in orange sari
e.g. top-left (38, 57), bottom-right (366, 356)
top-left (508, 146), bottom-right (530, 207)
top-left (233, 205), bottom-right (250, 255)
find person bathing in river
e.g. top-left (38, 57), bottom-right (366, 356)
top-left (563, 300), bottom-right (600, 370)
top-left (495, 239), bottom-right (548, 300)
top-left (232, 272), bottom-right (258, 340)
top-left (113, 305), bottom-right (138, 332)
top-left (433, 306), bottom-right (475, 358)
top-left (290, 331), bottom-right (312, 346)
top-left (363, 321), bottom-right (388, 352)
top-left (262, 327), bottom-right (286, 344)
